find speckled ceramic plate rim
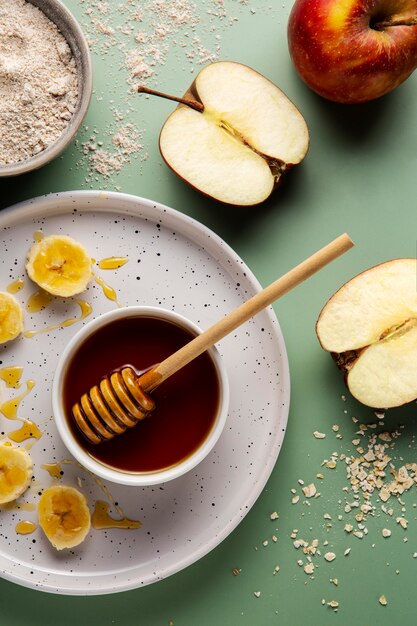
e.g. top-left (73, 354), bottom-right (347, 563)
top-left (0, 190), bottom-right (290, 594)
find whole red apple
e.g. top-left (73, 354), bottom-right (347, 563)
top-left (287, 0), bottom-right (417, 103)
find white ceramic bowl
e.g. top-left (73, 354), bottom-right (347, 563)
top-left (0, 0), bottom-right (92, 177)
top-left (52, 306), bottom-right (230, 486)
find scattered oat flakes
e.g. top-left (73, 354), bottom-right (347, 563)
top-left (270, 511), bottom-right (279, 520)
top-left (344, 548), bottom-right (351, 556)
top-left (304, 562), bottom-right (315, 575)
top-left (292, 495), bottom-right (300, 505)
top-left (313, 431), bottom-right (326, 439)
top-left (324, 552), bottom-right (336, 562)
top-left (379, 595), bottom-right (387, 606)
top-left (382, 528), bottom-right (391, 538)
top-left (254, 591), bottom-right (261, 598)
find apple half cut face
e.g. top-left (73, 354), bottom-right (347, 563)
top-left (316, 259), bottom-right (417, 408)
top-left (159, 62), bottom-right (309, 206)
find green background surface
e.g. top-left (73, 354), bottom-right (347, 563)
top-left (1, 0), bottom-right (417, 624)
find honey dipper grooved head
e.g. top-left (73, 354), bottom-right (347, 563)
top-left (72, 367), bottom-right (155, 444)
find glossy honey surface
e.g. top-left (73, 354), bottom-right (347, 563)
top-left (63, 316), bottom-right (220, 473)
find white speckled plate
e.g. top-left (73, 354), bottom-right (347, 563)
top-left (0, 191), bottom-right (289, 595)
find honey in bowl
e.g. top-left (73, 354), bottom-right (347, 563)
top-left (62, 315), bottom-right (221, 474)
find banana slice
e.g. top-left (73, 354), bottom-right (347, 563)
top-left (0, 442), bottom-right (33, 504)
top-left (0, 292), bottom-right (24, 344)
top-left (38, 485), bottom-right (91, 550)
top-left (26, 235), bottom-right (92, 297)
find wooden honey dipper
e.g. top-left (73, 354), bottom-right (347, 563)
top-left (72, 234), bottom-right (354, 444)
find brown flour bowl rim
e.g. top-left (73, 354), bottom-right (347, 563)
top-left (0, 0), bottom-right (93, 177)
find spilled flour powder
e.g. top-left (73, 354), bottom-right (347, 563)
top-left (76, 0), bottom-right (268, 185)
top-left (0, 0), bottom-right (78, 165)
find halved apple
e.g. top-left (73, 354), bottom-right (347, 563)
top-left (138, 61), bottom-right (309, 206)
top-left (316, 259), bottom-right (417, 408)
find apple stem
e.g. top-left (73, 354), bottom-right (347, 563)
top-left (372, 16), bottom-right (417, 30)
top-left (137, 85), bottom-right (204, 112)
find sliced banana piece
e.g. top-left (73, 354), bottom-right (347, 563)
top-left (38, 485), bottom-right (91, 550)
top-left (0, 442), bottom-right (33, 504)
top-left (26, 235), bottom-right (92, 297)
top-left (0, 292), bottom-right (24, 344)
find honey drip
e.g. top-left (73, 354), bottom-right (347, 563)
top-left (26, 290), bottom-right (52, 313)
top-left (15, 520), bottom-right (37, 535)
top-left (91, 500), bottom-right (141, 530)
top-left (94, 275), bottom-right (120, 305)
top-left (17, 502), bottom-right (36, 512)
top-left (41, 462), bottom-right (63, 479)
top-left (0, 366), bottom-right (24, 389)
top-left (8, 419), bottom-right (43, 443)
top-left (6, 279), bottom-right (24, 294)
top-left (24, 300), bottom-right (92, 338)
top-left (0, 380), bottom-right (35, 420)
top-left (98, 257), bottom-right (128, 270)
top-left (43, 459), bottom-right (141, 532)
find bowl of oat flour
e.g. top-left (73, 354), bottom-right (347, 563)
top-left (0, 0), bottom-right (92, 176)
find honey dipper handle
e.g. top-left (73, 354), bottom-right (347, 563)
top-left (139, 233), bottom-right (354, 392)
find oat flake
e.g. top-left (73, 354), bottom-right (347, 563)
top-left (327, 600), bottom-right (339, 609)
top-left (302, 483), bottom-right (317, 498)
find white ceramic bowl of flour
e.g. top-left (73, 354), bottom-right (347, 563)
top-left (0, 0), bottom-right (92, 177)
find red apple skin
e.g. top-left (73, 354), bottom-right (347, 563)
top-left (287, 0), bottom-right (417, 103)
